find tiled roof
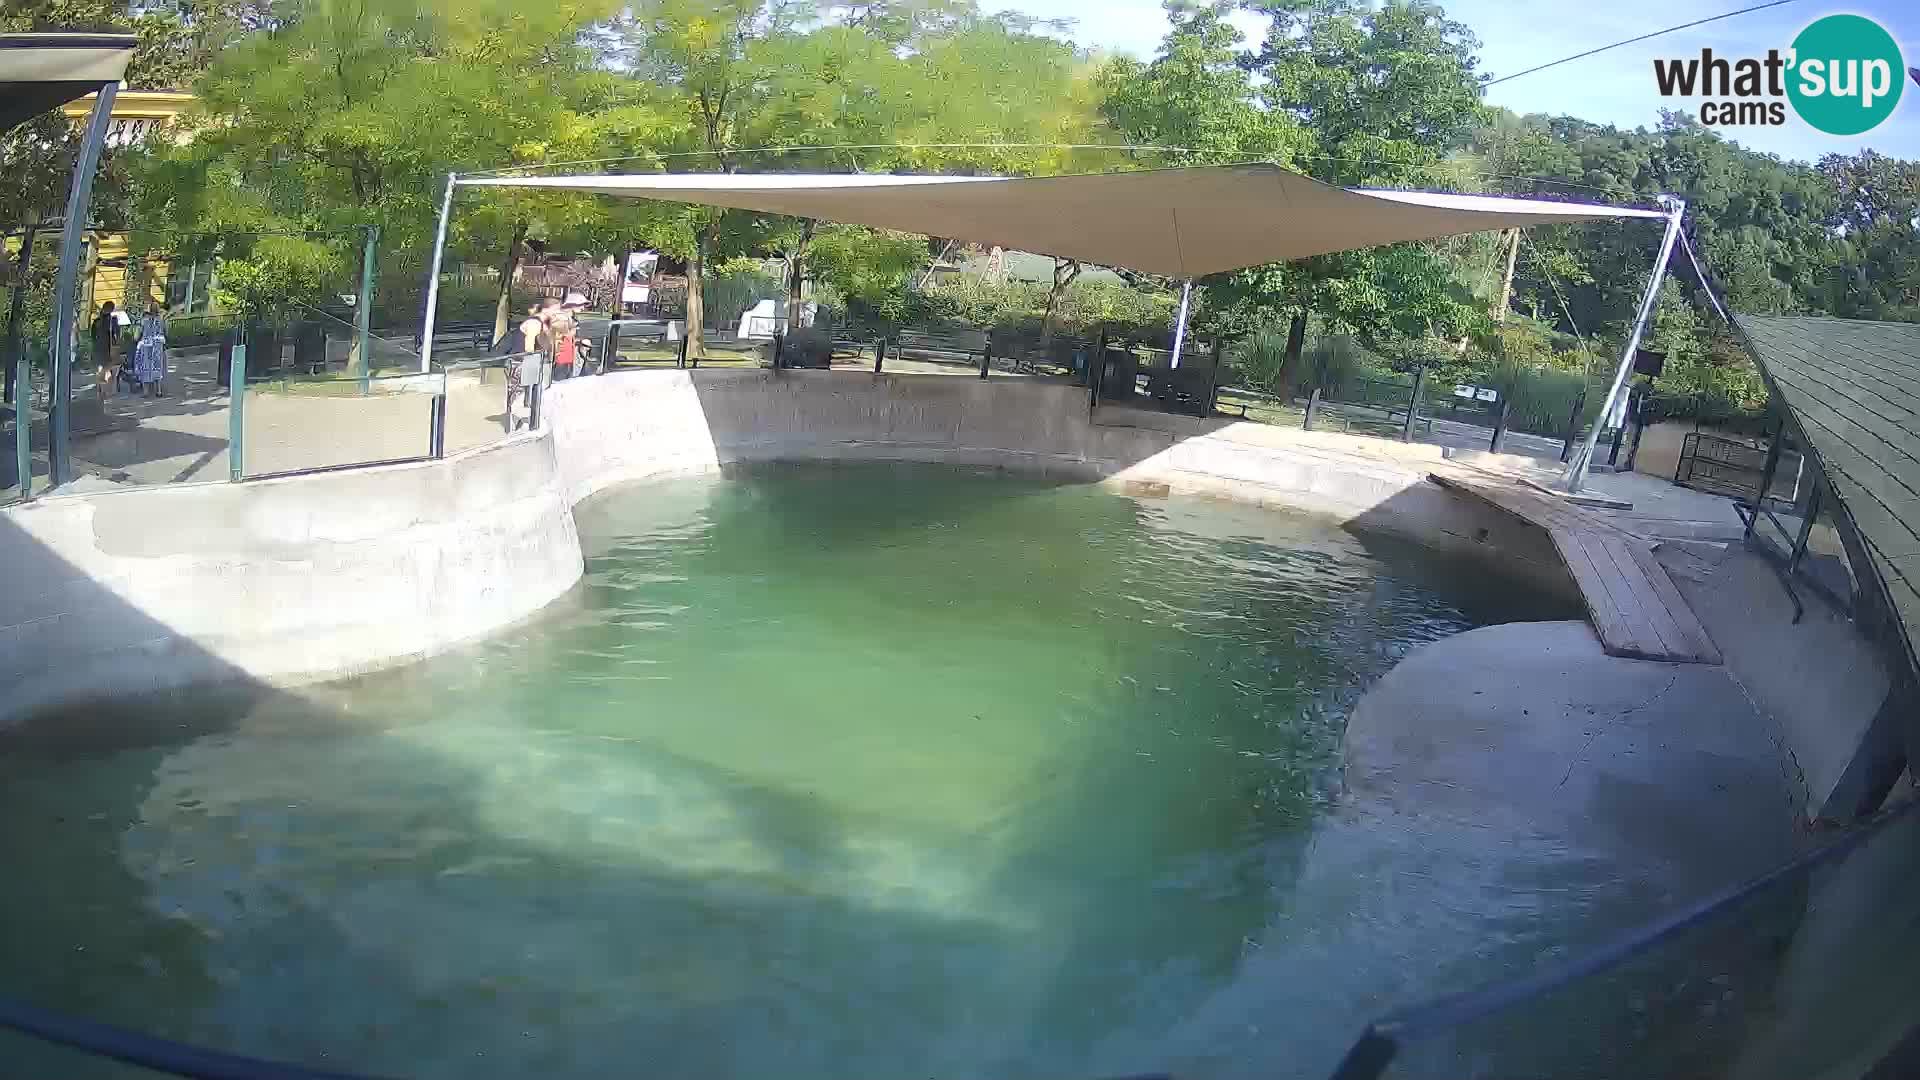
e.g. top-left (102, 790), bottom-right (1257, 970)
top-left (1736, 315), bottom-right (1920, 669)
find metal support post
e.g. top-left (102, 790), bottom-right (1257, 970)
top-left (1303, 386), bottom-right (1321, 431)
top-left (873, 337), bottom-right (885, 374)
top-left (418, 172), bottom-right (457, 373)
top-left (48, 81), bottom-right (119, 487)
top-left (227, 343), bottom-right (247, 481)
top-left (1169, 278), bottom-right (1193, 368)
top-left (1400, 364), bottom-right (1427, 443)
top-left (1565, 196), bottom-right (1686, 492)
top-left (184, 260), bottom-right (197, 314)
top-left (356, 224), bottom-right (378, 394)
top-left (528, 380), bottom-right (543, 431)
top-left (772, 331), bottom-right (784, 370)
top-left (1560, 392), bottom-right (1586, 463)
top-left (1488, 398), bottom-right (1511, 453)
top-left (979, 335), bottom-right (992, 379)
top-left (1623, 390), bottom-right (1648, 472)
top-left (1747, 419), bottom-right (1787, 541)
top-left (677, 334), bottom-right (689, 369)
top-left (1606, 390), bottom-right (1630, 467)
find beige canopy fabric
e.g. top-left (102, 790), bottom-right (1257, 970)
top-left (0, 32), bottom-right (137, 132)
top-left (460, 164), bottom-right (1666, 277)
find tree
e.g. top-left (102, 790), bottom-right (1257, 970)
top-left (132, 0), bottom-right (621, 359)
top-left (614, 0), bottom-right (1103, 352)
top-left (1219, 0), bottom-right (1486, 378)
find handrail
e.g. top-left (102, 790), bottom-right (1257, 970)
top-left (1327, 792), bottom-right (1920, 1080)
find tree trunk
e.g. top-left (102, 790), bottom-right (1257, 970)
top-left (1281, 310), bottom-right (1307, 391)
top-left (1494, 226), bottom-right (1521, 323)
top-left (685, 225), bottom-right (710, 360)
top-left (1039, 258), bottom-right (1081, 347)
top-left (491, 220), bottom-right (529, 347)
top-left (785, 219), bottom-right (814, 330)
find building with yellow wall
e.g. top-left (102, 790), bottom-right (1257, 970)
top-left (57, 89), bottom-right (199, 313)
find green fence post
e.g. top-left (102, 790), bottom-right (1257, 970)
top-left (228, 342), bottom-right (246, 481)
top-left (356, 224), bottom-right (379, 395)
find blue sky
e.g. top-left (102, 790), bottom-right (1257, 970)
top-left (1014, 0), bottom-right (1920, 164)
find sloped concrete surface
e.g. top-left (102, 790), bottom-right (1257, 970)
top-left (1345, 620), bottom-right (1804, 901)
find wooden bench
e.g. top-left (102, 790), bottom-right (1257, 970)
top-left (1430, 471), bottom-right (1721, 664)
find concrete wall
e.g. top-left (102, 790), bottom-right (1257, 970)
top-left (546, 369), bottom-right (1575, 598)
top-left (2, 368), bottom-right (1572, 722)
top-left (0, 432), bottom-right (581, 723)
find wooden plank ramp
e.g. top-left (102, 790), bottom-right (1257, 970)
top-left (1430, 472), bottom-right (1722, 664)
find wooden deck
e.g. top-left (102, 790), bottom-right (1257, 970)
top-left (1431, 472), bottom-right (1723, 664)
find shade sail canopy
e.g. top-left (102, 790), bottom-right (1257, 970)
top-left (461, 164), bottom-right (1667, 277)
top-left (0, 32), bottom-right (136, 133)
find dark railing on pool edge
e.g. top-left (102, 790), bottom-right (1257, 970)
top-left (4, 794), bottom-right (1917, 1080)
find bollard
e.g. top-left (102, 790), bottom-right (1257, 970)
top-left (979, 337), bottom-right (992, 380)
top-left (772, 331), bottom-right (784, 371)
top-left (1489, 398), bottom-right (1511, 454)
top-left (528, 381), bottom-right (543, 431)
top-left (429, 393), bottom-right (447, 459)
top-left (677, 333), bottom-right (689, 369)
top-left (228, 344), bottom-right (247, 481)
top-left (873, 337), bottom-right (885, 374)
top-left (605, 322), bottom-right (621, 371)
top-left (1400, 364), bottom-right (1427, 443)
top-left (1303, 387), bottom-right (1322, 431)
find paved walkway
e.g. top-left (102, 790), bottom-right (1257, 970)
top-left (64, 345), bottom-right (510, 485)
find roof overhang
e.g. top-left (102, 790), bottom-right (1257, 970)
top-left (460, 164), bottom-right (1667, 277)
top-left (1, 32), bottom-right (138, 133)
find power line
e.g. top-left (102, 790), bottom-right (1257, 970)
top-left (1485, 0), bottom-right (1802, 86)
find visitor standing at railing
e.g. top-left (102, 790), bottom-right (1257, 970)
top-left (133, 305), bottom-right (168, 398)
top-left (506, 303), bottom-right (548, 431)
top-left (549, 292), bottom-right (587, 381)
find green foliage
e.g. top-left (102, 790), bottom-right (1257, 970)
top-left (213, 236), bottom-right (344, 316)
top-left (703, 265), bottom-right (783, 329)
top-left (807, 227), bottom-right (927, 324)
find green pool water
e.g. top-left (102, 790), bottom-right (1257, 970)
top-left (0, 462), bottom-right (1583, 1079)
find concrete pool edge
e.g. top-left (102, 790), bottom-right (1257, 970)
top-left (0, 368), bottom-right (1574, 723)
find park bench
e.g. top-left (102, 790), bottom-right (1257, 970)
top-left (416, 321), bottom-right (493, 360)
top-left (892, 327), bottom-right (989, 367)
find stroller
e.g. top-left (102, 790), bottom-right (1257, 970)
top-left (113, 356), bottom-right (141, 395)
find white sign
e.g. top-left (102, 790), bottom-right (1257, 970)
top-left (1452, 383), bottom-right (1477, 399)
top-left (1475, 387), bottom-right (1499, 402)
top-left (621, 250), bottom-right (659, 303)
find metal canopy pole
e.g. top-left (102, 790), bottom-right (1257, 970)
top-left (418, 172), bottom-right (457, 373)
top-left (1169, 278), bottom-right (1194, 369)
top-left (1564, 195), bottom-right (1685, 493)
top-left (47, 81), bottom-right (119, 488)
